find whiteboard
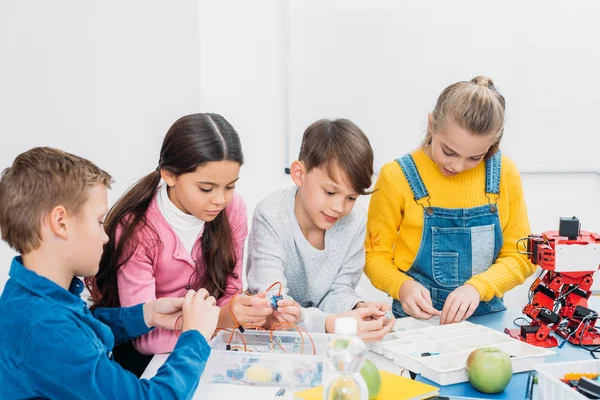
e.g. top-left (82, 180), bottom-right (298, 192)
top-left (286, 0), bottom-right (600, 174)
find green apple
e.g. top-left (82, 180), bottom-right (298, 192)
top-left (360, 359), bottom-right (382, 400)
top-left (466, 347), bottom-right (513, 394)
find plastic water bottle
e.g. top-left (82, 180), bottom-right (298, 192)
top-left (323, 317), bottom-right (368, 400)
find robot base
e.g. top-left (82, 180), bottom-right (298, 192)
top-left (504, 327), bottom-right (558, 348)
top-left (555, 328), bottom-right (600, 346)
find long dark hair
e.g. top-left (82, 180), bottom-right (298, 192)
top-left (87, 113), bottom-right (244, 309)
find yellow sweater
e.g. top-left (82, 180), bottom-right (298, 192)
top-left (365, 149), bottom-right (535, 302)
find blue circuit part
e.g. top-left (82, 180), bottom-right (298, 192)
top-left (226, 368), bottom-right (245, 380)
top-left (269, 294), bottom-right (284, 309)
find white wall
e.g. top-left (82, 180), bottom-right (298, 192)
top-left (287, 0), bottom-right (600, 174)
top-left (1, 1), bottom-right (599, 320)
top-left (0, 0), bottom-right (204, 289)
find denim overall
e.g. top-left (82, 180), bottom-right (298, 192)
top-left (392, 151), bottom-right (506, 318)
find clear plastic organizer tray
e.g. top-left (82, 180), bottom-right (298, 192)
top-left (203, 330), bottom-right (333, 390)
top-left (536, 359), bottom-right (600, 400)
top-left (370, 317), bottom-right (555, 386)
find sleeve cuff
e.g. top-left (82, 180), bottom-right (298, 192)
top-left (125, 303), bottom-right (154, 338)
top-left (390, 274), bottom-right (413, 300)
top-left (299, 308), bottom-right (329, 333)
top-left (174, 330), bottom-right (211, 357)
top-left (465, 277), bottom-right (491, 302)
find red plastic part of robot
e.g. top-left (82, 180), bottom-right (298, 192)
top-left (504, 230), bottom-right (600, 348)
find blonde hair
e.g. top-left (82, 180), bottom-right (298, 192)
top-left (0, 147), bottom-right (112, 254)
top-left (422, 76), bottom-right (505, 160)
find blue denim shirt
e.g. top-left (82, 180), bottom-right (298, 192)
top-left (0, 257), bottom-right (211, 399)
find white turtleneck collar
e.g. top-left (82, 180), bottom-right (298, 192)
top-left (156, 183), bottom-right (205, 254)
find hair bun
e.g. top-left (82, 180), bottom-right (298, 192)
top-left (471, 76), bottom-right (494, 88)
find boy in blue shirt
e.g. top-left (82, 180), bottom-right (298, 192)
top-left (0, 147), bottom-right (219, 399)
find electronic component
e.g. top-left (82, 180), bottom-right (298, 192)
top-left (559, 216), bottom-right (580, 240)
top-left (577, 377), bottom-right (600, 399)
top-left (268, 293), bottom-right (284, 310)
top-left (224, 366), bottom-right (283, 384)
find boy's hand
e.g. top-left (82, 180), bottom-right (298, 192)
top-left (269, 298), bottom-right (302, 326)
top-left (353, 305), bottom-right (394, 342)
top-left (440, 284), bottom-right (480, 325)
top-left (230, 291), bottom-right (273, 326)
top-left (397, 280), bottom-right (441, 320)
top-left (182, 289), bottom-right (220, 341)
top-left (354, 301), bottom-right (391, 314)
top-left (143, 297), bottom-right (184, 329)
top-left (326, 305), bottom-right (394, 343)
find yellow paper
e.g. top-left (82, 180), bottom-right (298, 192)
top-left (294, 371), bottom-right (439, 400)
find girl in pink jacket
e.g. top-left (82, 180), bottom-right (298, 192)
top-left (88, 113), bottom-right (274, 373)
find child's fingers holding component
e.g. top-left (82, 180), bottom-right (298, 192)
top-left (353, 305), bottom-right (384, 321)
top-left (358, 325), bottom-right (389, 342)
top-left (463, 302), bottom-right (478, 320)
top-left (414, 295), bottom-right (441, 318)
top-left (404, 302), bottom-right (433, 320)
top-left (274, 304), bottom-right (301, 324)
top-left (358, 314), bottom-right (395, 342)
top-left (357, 316), bottom-right (384, 333)
top-left (441, 295), bottom-right (467, 324)
top-left (377, 302), bottom-right (392, 312)
top-left (234, 303), bottom-right (274, 325)
top-left (235, 294), bottom-right (271, 308)
top-left (380, 317), bottom-right (395, 335)
top-left (276, 298), bottom-right (297, 308)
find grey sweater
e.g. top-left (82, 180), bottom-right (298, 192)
top-left (246, 186), bottom-right (366, 332)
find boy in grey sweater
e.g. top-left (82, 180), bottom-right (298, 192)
top-left (247, 119), bottom-right (394, 341)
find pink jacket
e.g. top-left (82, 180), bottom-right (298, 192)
top-left (117, 191), bottom-right (247, 355)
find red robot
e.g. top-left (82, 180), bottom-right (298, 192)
top-left (504, 217), bottom-right (600, 348)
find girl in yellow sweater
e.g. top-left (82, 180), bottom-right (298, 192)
top-left (365, 76), bottom-right (535, 325)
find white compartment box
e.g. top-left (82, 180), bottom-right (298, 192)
top-left (373, 317), bottom-right (555, 386)
top-left (537, 359), bottom-right (600, 400)
top-left (204, 330), bottom-right (333, 390)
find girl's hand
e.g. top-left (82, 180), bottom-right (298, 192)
top-left (397, 280), bottom-right (441, 319)
top-left (230, 291), bottom-right (273, 326)
top-left (440, 284), bottom-right (481, 325)
top-left (271, 298), bottom-right (302, 325)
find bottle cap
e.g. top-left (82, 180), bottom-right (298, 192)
top-left (334, 317), bottom-right (358, 335)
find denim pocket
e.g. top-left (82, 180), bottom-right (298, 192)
top-left (432, 226), bottom-right (470, 288)
top-left (432, 252), bottom-right (459, 287)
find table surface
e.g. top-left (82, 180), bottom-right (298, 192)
top-left (142, 298), bottom-right (600, 399)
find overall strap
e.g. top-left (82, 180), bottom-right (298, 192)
top-left (396, 154), bottom-right (429, 201)
top-left (485, 150), bottom-right (502, 195)
top-left (485, 150), bottom-right (502, 212)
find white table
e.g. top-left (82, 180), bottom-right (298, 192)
top-left (141, 347), bottom-right (406, 399)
